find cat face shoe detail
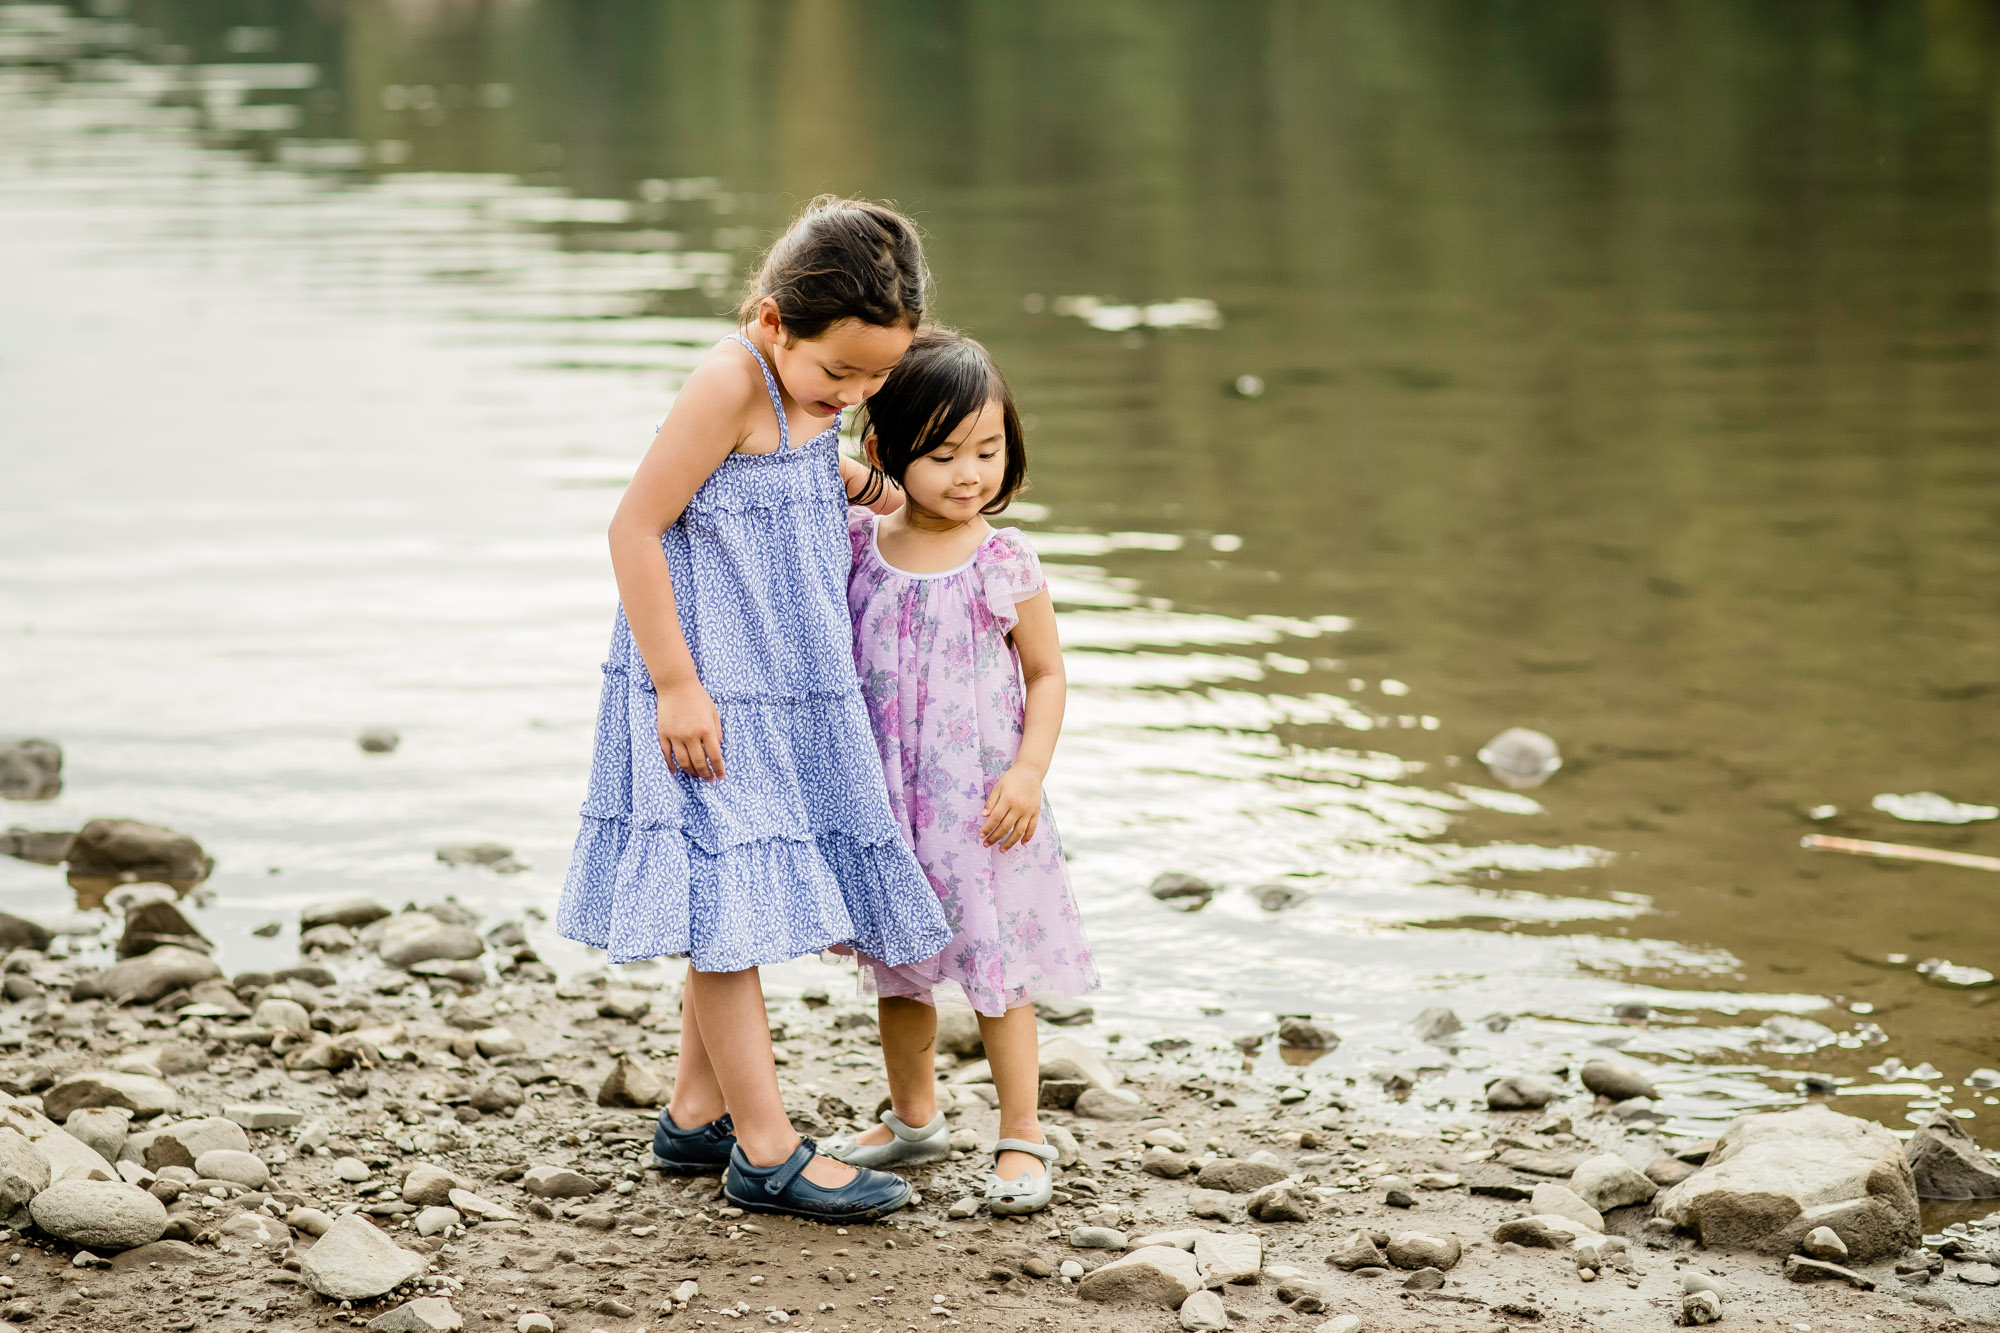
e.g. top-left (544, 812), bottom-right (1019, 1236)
top-left (821, 1109), bottom-right (949, 1170)
top-left (984, 1137), bottom-right (1060, 1216)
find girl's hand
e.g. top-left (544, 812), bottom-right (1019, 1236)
top-left (655, 678), bottom-right (726, 780)
top-left (980, 766), bottom-right (1042, 849)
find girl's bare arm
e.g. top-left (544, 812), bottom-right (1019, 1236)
top-left (840, 453), bottom-right (905, 515)
top-left (981, 590), bottom-right (1064, 848)
top-left (607, 350), bottom-right (756, 779)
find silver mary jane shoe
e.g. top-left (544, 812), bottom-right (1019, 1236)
top-left (984, 1138), bottom-right (1060, 1216)
top-left (821, 1109), bottom-right (949, 1170)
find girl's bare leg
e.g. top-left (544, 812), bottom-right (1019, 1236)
top-left (666, 963), bottom-right (726, 1127)
top-left (850, 996), bottom-right (940, 1145)
top-left (978, 1004), bottom-right (1047, 1179)
top-left (677, 965), bottom-right (857, 1187)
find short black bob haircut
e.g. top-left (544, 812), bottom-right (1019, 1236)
top-left (861, 326), bottom-right (1028, 515)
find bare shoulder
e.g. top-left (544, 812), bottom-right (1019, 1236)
top-left (670, 337), bottom-right (763, 418)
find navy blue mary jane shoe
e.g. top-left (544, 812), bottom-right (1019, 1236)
top-left (724, 1137), bottom-right (912, 1224)
top-left (652, 1109), bottom-right (736, 1174)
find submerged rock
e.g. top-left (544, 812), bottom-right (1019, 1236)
top-left (436, 842), bottom-right (525, 874)
top-left (1412, 1007), bottom-right (1462, 1043)
top-left (1905, 1110), bottom-right (2000, 1200)
top-left (1248, 883), bottom-right (1309, 912)
top-left (1276, 1017), bottom-right (1338, 1050)
top-left (1477, 728), bottom-right (1561, 789)
top-left (356, 727), bottom-right (402, 755)
top-left (1655, 1104), bottom-right (1919, 1262)
top-left (0, 832), bottom-right (70, 868)
top-left (65, 818), bottom-right (212, 887)
top-left (0, 740), bottom-right (62, 800)
top-left (1146, 873), bottom-right (1215, 911)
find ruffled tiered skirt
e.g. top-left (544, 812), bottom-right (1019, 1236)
top-left (557, 438), bottom-right (951, 973)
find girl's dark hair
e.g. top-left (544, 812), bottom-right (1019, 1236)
top-left (738, 195), bottom-right (928, 340)
top-left (862, 326), bottom-right (1028, 515)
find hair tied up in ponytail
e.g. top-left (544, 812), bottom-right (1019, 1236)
top-left (739, 195), bottom-right (929, 341)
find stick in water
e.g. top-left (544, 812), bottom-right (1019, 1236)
top-left (1801, 834), bottom-right (2000, 873)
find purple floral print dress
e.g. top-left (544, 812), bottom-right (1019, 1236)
top-left (846, 508), bottom-right (1098, 1017)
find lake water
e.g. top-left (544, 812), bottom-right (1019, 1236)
top-left (5, 1), bottom-right (2000, 1148)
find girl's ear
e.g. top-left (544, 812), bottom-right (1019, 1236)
top-left (863, 433), bottom-right (882, 469)
top-left (757, 296), bottom-right (787, 346)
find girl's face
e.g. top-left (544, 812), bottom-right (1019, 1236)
top-left (756, 299), bottom-right (911, 419)
top-left (895, 398), bottom-right (1008, 523)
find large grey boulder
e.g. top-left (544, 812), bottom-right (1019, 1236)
top-left (0, 1128), bottom-right (50, 1225)
top-left (92, 946), bottom-right (222, 1005)
top-left (298, 1214), bottom-right (427, 1300)
top-left (65, 819), bottom-right (212, 887)
top-left (42, 1071), bottom-right (176, 1122)
top-left (29, 1178), bottom-right (168, 1251)
top-left (1077, 1245), bottom-right (1203, 1307)
top-left (135, 1116), bottom-right (248, 1170)
top-left (1905, 1111), bottom-right (2000, 1200)
top-left (1654, 1104), bottom-right (1919, 1262)
top-left (0, 1099), bottom-right (116, 1181)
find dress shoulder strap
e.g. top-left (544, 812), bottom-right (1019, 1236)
top-left (729, 332), bottom-right (789, 452)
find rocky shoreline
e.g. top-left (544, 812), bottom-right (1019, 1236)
top-left (0, 757), bottom-right (1998, 1332)
top-left (0, 881), bottom-right (1981, 1333)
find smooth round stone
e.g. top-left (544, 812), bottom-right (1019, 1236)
top-left (28, 1179), bottom-right (168, 1252)
top-left (194, 1148), bottom-right (270, 1190)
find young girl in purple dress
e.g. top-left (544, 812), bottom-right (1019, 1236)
top-left (824, 329), bottom-right (1098, 1216)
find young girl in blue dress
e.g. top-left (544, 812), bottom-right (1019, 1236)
top-left (558, 196), bottom-right (952, 1223)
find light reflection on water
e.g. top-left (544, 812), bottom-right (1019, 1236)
top-left (3, 4), bottom-right (1999, 1154)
